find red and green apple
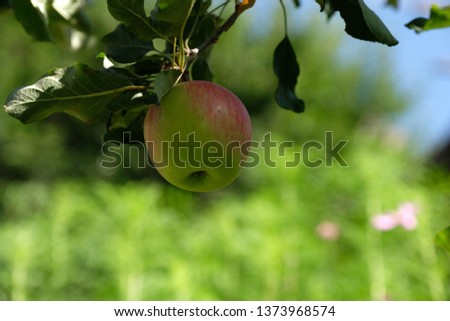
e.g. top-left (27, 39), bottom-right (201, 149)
top-left (144, 80), bottom-right (252, 192)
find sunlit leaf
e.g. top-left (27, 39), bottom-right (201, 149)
top-left (406, 5), bottom-right (450, 33)
top-left (107, 0), bottom-right (161, 41)
top-left (4, 63), bottom-right (137, 124)
top-left (151, 0), bottom-right (196, 38)
top-left (273, 36), bottom-right (305, 113)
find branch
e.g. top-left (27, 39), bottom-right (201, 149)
top-left (186, 1), bottom-right (255, 67)
top-left (197, 9), bottom-right (239, 53)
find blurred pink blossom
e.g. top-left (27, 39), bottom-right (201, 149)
top-left (371, 202), bottom-right (419, 232)
top-left (371, 213), bottom-right (398, 231)
top-left (316, 220), bottom-right (341, 241)
top-left (396, 202), bottom-right (419, 230)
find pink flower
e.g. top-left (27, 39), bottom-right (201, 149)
top-left (371, 202), bottom-right (419, 232)
top-left (397, 202), bottom-right (419, 230)
top-left (316, 220), bottom-right (341, 241)
top-left (371, 213), bottom-right (398, 231)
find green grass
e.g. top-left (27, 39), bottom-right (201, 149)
top-left (0, 133), bottom-right (449, 301)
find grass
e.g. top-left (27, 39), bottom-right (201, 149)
top-left (0, 133), bottom-right (449, 301)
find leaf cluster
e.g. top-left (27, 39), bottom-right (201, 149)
top-left (3, 0), bottom-right (450, 144)
top-left (4, 0), bottom-right (221, 142)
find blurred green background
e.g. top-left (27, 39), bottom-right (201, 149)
top-left (1, 1), bottom-right (449, 300)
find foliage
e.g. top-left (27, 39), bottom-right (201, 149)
top-left (315, 0), bottom-right (398, 46)
top-left (273, 36), bottom-right (305, 113)
top-left (1, 1), bottom-right (450, 300)
top-left (406, 5), bottom-right (450, 33)
top-left (3, 0), bottom-right (450, 141)
top-left (4, 63), bottom-right (141, 124)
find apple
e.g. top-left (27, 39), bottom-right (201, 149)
top-left (144, 80), bottom-right (252, 192)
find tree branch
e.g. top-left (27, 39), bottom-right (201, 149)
top-left (186, 2), bottom-right (254, 68)
top-left (196, 9), bottom-right (240, 53)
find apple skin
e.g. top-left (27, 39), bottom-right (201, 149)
top-left (144, 80), bottom-right (252, 192)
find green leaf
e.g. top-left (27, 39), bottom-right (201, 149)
top-left (102, 24), bottom-right (154, 63)
top-left (108, 105), bottom-right (149, 131)
top-left (107, 91), bottom-right (156, 112)
top-left (104, 113), bottom-right (146, 144)
top-left (193, 0), bottom-right (212, 17)
top-left (188, 14), bottom-right (217, 81)
top-left (10, 0), bottom-right (52, 41)
top-left (153, 70), bottom-right (183, 101)
top-left (405, 5), bottom-right (450, 33)
top-left (273, 36), bottom-right (305, 113)
top-left (329, 0), bottom-right (399, 46)
top-left (151, 0), bottom-right (196, 38)
top-left (191, 57), bottom-right (214, 82)
top-left (107, 0), bottom-right (162, 41)
top-left (131, 56), bottom-right (168, 77)
top-left (4, 63), bottom-right (139, 124)
top-left (185, 1), bottom-right (217, 47)
top-left (104, 92), bottom-right (157, 143)
top-left (405, 18), bottom-right (428, 33)
top-left (187, 12), bottom-right (220, 48)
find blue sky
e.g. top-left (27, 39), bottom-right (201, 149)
top-left (367, 0), bottom-right (450, 154)
top-left (249, 0), bottom-right (450, 155)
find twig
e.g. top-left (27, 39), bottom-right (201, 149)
top-left (197, 9), bottom-right (240, 53)
top-left (186, 3), bottom-right (246, 68)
